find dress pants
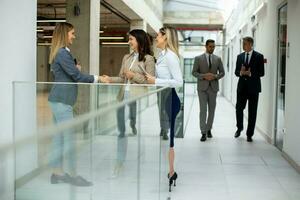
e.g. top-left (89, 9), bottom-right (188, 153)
top-left (236, 91), bottom-right (259, 137)
top-left (198, 86), bottom-right (217, 133)
top-left (48, 101), bottom-right (76, 174)
top-left (164, 88), bottom-right (181, 148)
top-left (116, 91), bottom-right (137, 136)
top-left (158, 88), bottom-right (172, 130)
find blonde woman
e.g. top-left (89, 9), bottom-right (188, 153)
top-left (146, 27), bottom-right (183, 192)
top-left (48, 22), bottom-right (99, 186)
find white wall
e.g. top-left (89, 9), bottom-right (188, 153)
top-left (284, 0), bottom-right (300, 166)
top-left (0, 0), bottom-right (37, 199)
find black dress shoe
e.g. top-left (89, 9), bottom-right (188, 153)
top-left (247, 137), bottom-right (253, 142)
top-left (207, 130), bottom-right (213, 138)
top-left (234, 130), bottom-right (242, 138)
top-left (200, 134), bottom-right (207, 142)
top-left (50, 173), bottom-right (72, 184)
top-left (70, 175), bottom-right (93, 187)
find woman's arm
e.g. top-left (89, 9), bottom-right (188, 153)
top-left (131, 56), bottom-right (155, 84)
top-left (155, 53), bottom-right (183, 87)
top-left (58, 49), bottom-right (95, 83)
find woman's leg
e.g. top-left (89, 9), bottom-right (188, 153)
top-left (168, 89), bottom-right (181, 175)
top-left (116, 106), bottom-right (126, 137)
top-left (129, 101), bottom-right (137, 135)
top-left (48, 102), bottom-right (74, 175)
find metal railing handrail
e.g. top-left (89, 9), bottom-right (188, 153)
top-left (13, 81), bottom-right (168, 87)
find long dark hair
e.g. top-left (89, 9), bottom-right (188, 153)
top-left (129, 29), bottom-right (153, 62)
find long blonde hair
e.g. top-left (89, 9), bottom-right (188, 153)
top-left (159, 26), bottom-right (179, 57)
top-left (49, 22), bottom-right (74, 64)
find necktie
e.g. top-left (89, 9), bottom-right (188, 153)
top-left (245, 53), bottom-right (249, 68)
top-left (209, 54), bottom-right (212, 70)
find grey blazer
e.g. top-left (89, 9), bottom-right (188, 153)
top-left (192, 53), bottom-right (225, 92)
top-left (48, 47), bottom-right (94, 106)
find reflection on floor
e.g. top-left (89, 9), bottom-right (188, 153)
top-left (16, 91), bottom-right (300, 200)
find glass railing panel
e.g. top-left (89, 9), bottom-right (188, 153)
top-left (13, 82), bottom-right (171, 200)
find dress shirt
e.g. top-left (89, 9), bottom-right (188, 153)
top-left (155, 49), bottom-right (183, 87)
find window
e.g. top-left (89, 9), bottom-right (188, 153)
top-left (183, 58), bottom-right (197, 83)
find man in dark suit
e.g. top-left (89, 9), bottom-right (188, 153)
top-left (192, 39), bottom-right (225, 142)
top-left (234, 37), bottom-right (265, 142)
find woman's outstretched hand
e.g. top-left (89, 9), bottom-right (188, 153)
top-left (99, 75), bottom-right (112, 83)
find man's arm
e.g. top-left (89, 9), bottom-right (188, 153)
top-left (192, 56), bottom-right (207, 80)
top-left (258, 54), bottom-right (265, 77)
top-left (216, 57), bottom-right (225, 80)
top-left (249, 53), bottom-right (265, 78)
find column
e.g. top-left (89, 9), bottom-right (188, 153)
top-left (66, 0), bottom-right (100, 75)
top-left (0, 0), bottom-right (37, 199)
top-left (66, 0), bottom-right (100, 125)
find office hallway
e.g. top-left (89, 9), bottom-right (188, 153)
top-left (162, 90), bottom-right (300, 200)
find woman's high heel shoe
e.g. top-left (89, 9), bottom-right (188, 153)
top-left (168, 172), bottom-right (178, 192)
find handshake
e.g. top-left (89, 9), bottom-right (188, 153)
top-left (98, 70), bottom-right (137, 83)
top-left (98, 70), bottom-right (155, 84)
top-left (99, 75), bottom-right (112, 83)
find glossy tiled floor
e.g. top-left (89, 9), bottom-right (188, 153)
top-left (159, 90), bottom-right (300, 200)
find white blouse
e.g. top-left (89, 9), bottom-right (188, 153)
top-left (155, 49), bottom-right (183, 87)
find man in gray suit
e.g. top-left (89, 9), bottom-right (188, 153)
top-left (192, 39), bottom-right (225, 142)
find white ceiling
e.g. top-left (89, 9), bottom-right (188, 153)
top-left (164, 0), bottom-right (238, 21)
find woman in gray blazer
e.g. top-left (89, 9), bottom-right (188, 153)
top-left (48, 22), bottom-right (99, 186)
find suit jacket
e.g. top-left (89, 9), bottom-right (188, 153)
top-left (48, 47), bottom-right (94, 106)
top-left (192, 53), bottom-right (225, 92)
top-left (110, 52), bottom-right (155, 100)
top-left (235, 50), bottom-right (265, 94)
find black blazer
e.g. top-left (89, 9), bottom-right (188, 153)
top-left (235, 50), bottom-right (265, 94)
top-left (48, 48), bottom-right (94, 106)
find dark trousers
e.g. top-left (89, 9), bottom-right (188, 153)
top-left (236, 91), bottom-right (259, 137)
top-left (165, 88), bottom-right (181, 147)
top-left (117, 101), bottom-right (137, 136)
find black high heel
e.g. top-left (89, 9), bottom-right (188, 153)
top-left (168, 172), bottom-right (178, 192)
